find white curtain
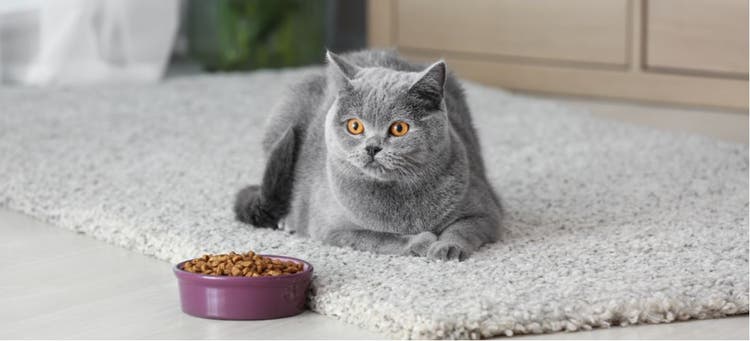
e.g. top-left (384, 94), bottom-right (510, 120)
top-left (0, 0), bottom-right (179, 85)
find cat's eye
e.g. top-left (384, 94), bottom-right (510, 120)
top-left (346, 118), bottom-right (364, 135)
top-left (389, 121), bottom-right (409, 137)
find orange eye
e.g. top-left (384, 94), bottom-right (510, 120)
top-left (389, 121), bottom-right (409, 137)
top-left (346, 118), bottom-right (364, 135)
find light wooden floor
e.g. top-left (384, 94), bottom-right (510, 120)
top-left (1, 97), bottom-right (747, 339)
top-left (528, 93), bottom-right (748, 144)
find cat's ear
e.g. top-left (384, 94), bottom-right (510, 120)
top-left (326, 50), bottom-right (360, 89)
top-left (408, 60), bottom-right (447, 110)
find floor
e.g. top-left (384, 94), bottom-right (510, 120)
top-left (525, 93), bottom-right (748, 144)
top-left (1, 96), bottom-right (747, 339)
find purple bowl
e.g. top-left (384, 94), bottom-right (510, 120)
top-left (173, 255), bottom-right (313, 320)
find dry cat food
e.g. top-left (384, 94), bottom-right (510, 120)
top-left (182, 251), bottom-right (303, 277)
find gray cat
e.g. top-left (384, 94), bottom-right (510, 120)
top-left (234, 50), bottom-right (501, 260)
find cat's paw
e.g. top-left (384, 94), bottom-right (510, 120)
top-left (427, 241), bottom-right (469, 261)
top-left (234, 185), bottom-right (278, 229)
top-left (404, 231), bottom-right (438, 256)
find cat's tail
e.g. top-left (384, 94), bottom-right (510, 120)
top-left (234, 127), bottom-right (297, 229)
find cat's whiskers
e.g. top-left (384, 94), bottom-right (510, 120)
top-left (380, 153), bottom-right (422, 180)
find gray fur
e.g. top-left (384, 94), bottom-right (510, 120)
top-left (234, 127), bottom-right (297, 228)
top-left (235, 50), bottom-right (502, 261)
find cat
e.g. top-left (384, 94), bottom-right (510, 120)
top-left (234, 50), bottom-right (502, 261)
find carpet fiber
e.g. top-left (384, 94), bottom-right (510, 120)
top-left (1, 68), bottom-right (747, 339)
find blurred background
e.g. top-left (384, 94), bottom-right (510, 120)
top-left (0, 0), bottom-right (365, 83)
top-left (0, 0), bottom-right (747, 141)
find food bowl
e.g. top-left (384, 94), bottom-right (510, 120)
top-left (173, 255), bottom-right (313, 320)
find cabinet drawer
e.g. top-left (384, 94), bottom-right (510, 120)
top-left (396, 0), bottom-right (629, 66)
top-left (646, 0), bottom-right (749, 76)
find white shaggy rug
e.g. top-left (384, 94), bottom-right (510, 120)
top-left (0, 68), bottom-right (747, 339)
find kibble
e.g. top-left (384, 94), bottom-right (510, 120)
top-left (182, 251), bottom-right (304, 277)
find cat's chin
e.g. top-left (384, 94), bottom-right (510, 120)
top-left (359, 161), bottom-right (399, 181)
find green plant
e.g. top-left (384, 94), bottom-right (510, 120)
top-left (187, 0), bottom-right (325, 71)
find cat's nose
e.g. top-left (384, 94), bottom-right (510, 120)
top-left (365, 145), bottom-right (382, 157)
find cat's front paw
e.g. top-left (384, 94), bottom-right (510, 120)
top-left (427, 241), bottom-right (469, 261)
top-left (404, 231), bottom-right (438, 257)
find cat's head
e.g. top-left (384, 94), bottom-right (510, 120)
top-left (324, 51), bottom-right (451, 182)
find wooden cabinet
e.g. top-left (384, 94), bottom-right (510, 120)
top-left (397, 0), bottom-right (628, 66)
top-left (646, 0), bottom-right (749, 76)
top-left (368, 0), bottom-right (749, 110)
